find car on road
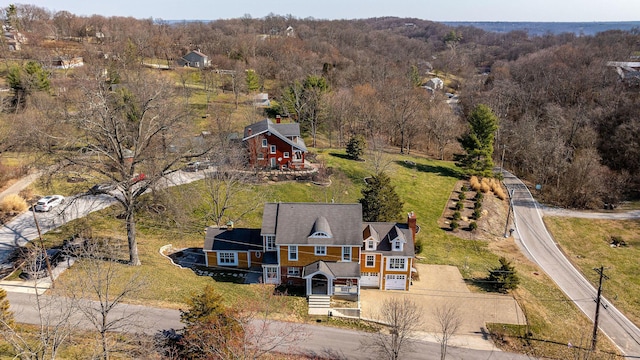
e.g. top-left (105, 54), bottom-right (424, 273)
top-left (183, 160), bottom-right (215, 172)
top-left (34, 195), bottom-right (65, 212)
top-left (87, 183), bottom-right (116, 195)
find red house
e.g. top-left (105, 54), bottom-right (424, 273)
top-left (243, 117), bottom-right (307, 170)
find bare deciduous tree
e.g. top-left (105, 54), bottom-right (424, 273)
top-left (66, 239), bottom-right (147, 360)
top-left (362, 297), bottom-right (422, 360)
top-left (54, 67), bottom-right (210, 265)
top-left (432, 302), bottom-right (462, 360)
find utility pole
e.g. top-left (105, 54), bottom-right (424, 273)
top-left (591, 266), bottom-right (608, 351)
top-left (31, 205), bottom-right (55, 288)
top-left (500, 144), bottom-right (506, 173)
top-left (504, 188), bottom-right (515, 237)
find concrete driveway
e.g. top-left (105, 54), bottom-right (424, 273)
top-left (360, 264), bottom-right (524, 351)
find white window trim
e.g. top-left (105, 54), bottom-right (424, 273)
top-left (387, 257), bottom-right (407, 271)
top-left (366, 240), bottom-right (375, 250)
top-left (217, 252), bottom-right (238, 266)
top-left (288, 246), bottom-right (298, 261)
top-left (315, 246), bottom-right (327, 256)
top-left (310, 231), bottom-right (331, 238)
top-left (287, 267), bottom-right (300, 276)
top-left (264, 235), bottom-right (276, 251)
top-left (393, 241), bottom-right (402, 251)
top-left (283, 152), bottom-right (290, 158)
top-left (366, 254), bottom-right (375, 267)
top-left (262, 139), bottom-right (268, 147)
top-left (270, 145), bottom-right (276, 154)
top-left (342, 247), bottom-right (351, 262)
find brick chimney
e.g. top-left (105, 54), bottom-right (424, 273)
top-left (407, 211), bottom-right (417, 242)
top-left (247, 128), bottom-right (252, 136)
top-left (276, 115), bottom-right (281, 124)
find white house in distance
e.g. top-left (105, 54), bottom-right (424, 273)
top-left (177, 50), bottom-right (210, 68)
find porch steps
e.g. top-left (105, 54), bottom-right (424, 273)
top-left (308, 295), bottom-right (331, 315)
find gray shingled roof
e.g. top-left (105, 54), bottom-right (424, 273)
top-left (204, 227), bottom-right (263, 251)
top-left (242, 119), bottom-right (308, 152)
top-left (261, 203), bottom-right (363, 246)
top-left (303, 260), bottom-right (360, 278)
top-left (362, 222), bottom-right (415, 257)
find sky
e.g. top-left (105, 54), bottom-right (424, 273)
top-left (6, 0), bottom-right (640, 22)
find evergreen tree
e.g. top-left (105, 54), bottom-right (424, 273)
top-left (346, 134), bottom-right (366, 160)
top-left (409, 65), bottom-right (422, 87)
top-left (7, 60), bottom-right (50, 108)
top-left (457, 104), bottom-right (499, 176)
top-left (245, 69), bottom-right (260, 92)
top-left (0, 288), bottom-right (14, 329)
top-left (488, 257), bottom-right (520, 292)
top-left (360, 172), bottom-right (404, 222)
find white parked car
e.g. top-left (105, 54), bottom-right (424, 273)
top-left (35, 195), bottom-right (65, 212)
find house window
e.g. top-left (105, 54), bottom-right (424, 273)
top-left (262, 139), bottom-right (268, 147)
top-left (293, 151), bottom-right (302, 160)
top-left (388, 258), bottom-right (406, 270)
top-left (265, 235), bottom-right (276, 251)
top-left (366, 255), bottom-right (375, 267)
top-left (367, 240), bottom-right (375, 250)
top-left (287, 267), bottom-right (300, 276)
top-left (265, 266), bottom-right (278, 281)
top-left (257, 153), bottom-right (264, 160)
top-left (217, 252), bottom-right (237, 266)
top-left (270, 145), bottom-right (276, 154)
top-left (310, 231), bottom-right (331, 238)
top-left (284, 152), bottom-right (290, 158)
top-left (342, 247), bottom-right (351, 261)
top-left (315, 246), bottom-right (327, 256)
top-left (394, 241), bottom-right (402, 251)
top-left (288, 246), bottom-right (298, 261)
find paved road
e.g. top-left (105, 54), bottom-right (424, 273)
top-left (0, 170), bottom-right (211, 264)
top-left (5, 290), bottom-right (531, 360)
top-left (503, 171), bottom-right (640, 356)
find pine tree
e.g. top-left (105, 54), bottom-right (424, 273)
top-left (360, 172), bottom-right (404, 222)
top-left (457, 104), bottom-right (499, 176)
top-left (0, 288), bottom-right (14, 329)
top-left (488, 257), bottom-right (520, 292)
top-left (346, 134), bottom-right (366, 160)
top-left (245, 69), bottom-right (260, 92)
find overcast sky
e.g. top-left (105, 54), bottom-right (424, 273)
top-left (11, 0), bottom-right (640, 22)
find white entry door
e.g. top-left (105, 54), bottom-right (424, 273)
top-left (385, 274), bottom-right (407, 290)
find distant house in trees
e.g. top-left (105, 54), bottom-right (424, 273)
top-left (243, 117), bottom-right (307, 170)
top-left (4, 28), bottom-right (27, 51)
top-left (253, 93), bottom-right (270, 107)
top-left (177, 50), bottom-right (210, 68)
top-left (426, 77), bottom-right (444, 90)
top-left (51, 56), bottom-right (84, 69)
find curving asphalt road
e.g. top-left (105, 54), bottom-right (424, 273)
top-left (503, 171), bottom-right (640, 357)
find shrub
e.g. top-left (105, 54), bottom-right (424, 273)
top-left (480, 178), bottom-right (491, 193)
top-left (469, 221), bottom-right (478, 231)
top-left (0, 194), bottom-right (28, 213)
top-left (474, 201), bottom-right (482, 210)
top-left (473, 208), bottom-right (482, 219)
top-left (452, 211), bottom-right (461, 220)
top-left (469, 176), bottom-right (481, 191)
top-left (450, 220), bottom-right (459, 231)
top-left (414, 240), bottom-right (424, 254)
top-left (475, 192), bottom-right (484, 201)
top-left (495, 188), bottom-right (507, 200)
top-left (460, 185), bottom-right (469, 192)
top-left (458, 192), bottom-right (466, 200)
top-left (454, 201), bottom-right (464, 211)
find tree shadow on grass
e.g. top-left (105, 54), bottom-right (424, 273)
top-left (329, 152), bottom-right (353, 160)
top-left (464, 277), bottom-right (502, 293)
top-left (395, 160), bottom-right (464, 179)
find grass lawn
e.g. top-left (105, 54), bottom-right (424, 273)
top-left (545, 217), bottom-right (640, 325)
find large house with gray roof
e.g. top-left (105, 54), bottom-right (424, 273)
top-left (243, 117), bottom-right (307, 170)
top-left (203, 203), bottom-right (417, 297)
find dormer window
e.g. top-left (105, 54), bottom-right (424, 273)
top-left (310, 231), bottom-right (331, 238)
top-left (393, 240), bottom-right (403, 251)
top-left (367, 240), bottom-right (375, 250)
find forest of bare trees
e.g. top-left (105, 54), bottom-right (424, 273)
top-left (1, 4), bottom-right (639, 209)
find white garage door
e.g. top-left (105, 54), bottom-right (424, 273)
top-left (385, 274), bottom-right (407, 290)
top-left (361, 272), bottom-right (379, 287)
